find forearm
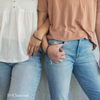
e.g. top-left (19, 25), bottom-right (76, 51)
top-left (96, 13), bottom-right (100, 51)
top-left (37, 18), bottom-right (50, 38)
top-left (28, 11), bottom-right (49, 56)
top-left (34, 11), bottom-right (49, 39)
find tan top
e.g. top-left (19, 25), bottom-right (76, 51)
top-left (38, 0), bottom-right (100, 50)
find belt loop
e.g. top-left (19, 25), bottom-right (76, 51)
top-left (62, 41), bottom-right (65, 44)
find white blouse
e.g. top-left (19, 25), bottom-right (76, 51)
top-left (0, 0), bottom-right (38, 63)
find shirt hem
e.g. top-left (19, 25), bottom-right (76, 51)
top-left (0, 57), bottom-right (29, 63)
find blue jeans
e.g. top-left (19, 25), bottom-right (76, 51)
top-left (44, 39), bottom-right (100, 100)
top-left (0, 50), bottom-right (42, 100)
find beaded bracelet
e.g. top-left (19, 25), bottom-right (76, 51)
top-left (33, 34), bottom-right (43, 42)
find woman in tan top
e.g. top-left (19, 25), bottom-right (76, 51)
top-left (38, 0), bottom-right (100, 100)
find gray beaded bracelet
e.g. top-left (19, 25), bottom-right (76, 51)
top-left (33, 34), bottom-right (43, 42)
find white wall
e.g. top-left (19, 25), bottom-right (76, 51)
top-left (35, 36), bottom-right (99, 100)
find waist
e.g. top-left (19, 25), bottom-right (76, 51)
top-left (48, 38), bottom-right (93, 52)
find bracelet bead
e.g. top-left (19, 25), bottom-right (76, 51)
top-left (33, 34), bottom-right (43, 42)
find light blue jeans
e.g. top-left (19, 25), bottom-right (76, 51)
top-left (0, 50), bottom-right (42, 100)
top-left (44, 39), bottom-right (100, 100)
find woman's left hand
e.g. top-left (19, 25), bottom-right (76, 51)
top-left (27, 34), bottom-right (42, 58)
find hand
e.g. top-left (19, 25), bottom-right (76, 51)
top-left (47, 44), bottom-right (65, 63)
top-left (27, 34), bottom-right (42, 58)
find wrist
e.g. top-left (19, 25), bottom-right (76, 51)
top-left (34, 31), bottom-right (44, 40)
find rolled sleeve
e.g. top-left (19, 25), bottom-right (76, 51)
top-left (38, 0), bottom-right (48, 13)
top-left (97, 0), bottom-right (100, 13)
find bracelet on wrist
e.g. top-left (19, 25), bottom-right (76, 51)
top-left (33, 34), bottom-right (43, 42)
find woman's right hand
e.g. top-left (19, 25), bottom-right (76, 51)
top-left (42, 41), bottom-right (65, 63)
top-left (27, 32), bottom-right (43, 58)
top-left (42, 35), bottom-right (65, 63)
top-left (47, 44), bottom-right (65, 63)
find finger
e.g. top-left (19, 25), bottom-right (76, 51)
top-left (59, 56), bottom-right (65, 60)
top-left (59, 48), bottom-right (64, 52)
top-left (53, 57), bottom-right (63, 62)
top-left (27, 44), bottom-right (31, 55)
top-left (59, 49), bottom-right (65, 56)
top-left (54, 60), bottom-right (62, 63)
top-left (54, 61), bottom-right (59, 64)
top-left (36, 46), bottom-right (39, 55)
top-left (33, 46), bottom-right (39, 57)
top-left (49, 58), bottom-right (58, 64)
top-left (60, 52), bottom-right (65, 56)
top-left (54, 55), bottom-right (65, 62)
top-left (58, 60), bottom-right (62, 62)
top-left (55, 56), bottom-right (65, 61)
top-left (33, 46), bottom-right (37, 57)
top-left (55, 50), bottom-right (65, 59)
top-left (29, 46), bottom-right (34, 57)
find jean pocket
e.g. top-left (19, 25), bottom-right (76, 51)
top-left (48, 40), bottom-right (64, 46)
top-left (84, 38), bottom-right (93, 45)
top-left (83, 39), bottom-right (93, 51)
top-left (88, 39), bottom-right (93, 49)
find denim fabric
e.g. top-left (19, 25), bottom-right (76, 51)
top-left (0, 50), bottom-right (42, 100)
top-left (44, 39), bottom-right (100, 100)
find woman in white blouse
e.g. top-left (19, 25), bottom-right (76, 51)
top-left (0, 0), bottom-right (49, 100)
